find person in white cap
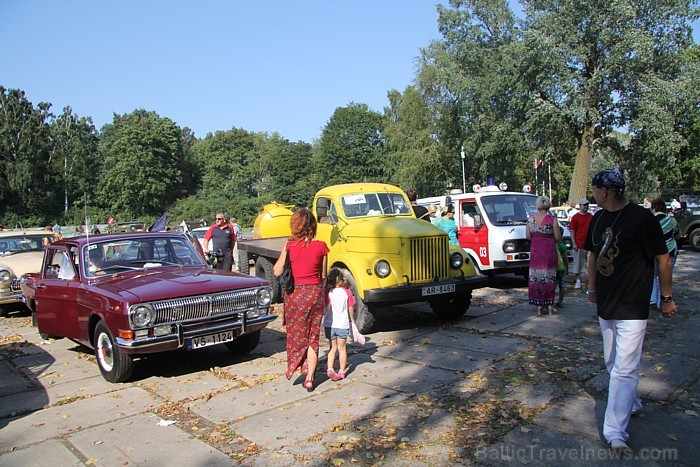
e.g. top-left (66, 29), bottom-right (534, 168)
top-left (568, 198), bottom-right (593, 289)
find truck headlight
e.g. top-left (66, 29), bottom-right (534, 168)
top-left (257, 287), bottom-right (272, 307)
top-left (374, 260), bottom-right (390, 278)
top-left (503, 241), bottom-right (516, 253)
top-left (130, 304), bottom-right (154, 328)
top-left (0, 269), bottom-right (11, 284)
top-left (563, 238), bottom-right (573, 249)
top-left (450, 252), bottom-right (464, 269)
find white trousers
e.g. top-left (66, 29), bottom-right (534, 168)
top-left (572, 248), bottom-right (588, 276)
top-left (599, 318), bottom-right (647, 443)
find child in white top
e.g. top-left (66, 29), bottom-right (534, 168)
top-left (323, 268), bottom-right (356, 381)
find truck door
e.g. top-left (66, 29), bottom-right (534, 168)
top-left (35, 247), bottom-right (82, 339)
top-left (458, 200), bottom-right (490, 268)
top-left (315, 197), bottom-right (340, 249)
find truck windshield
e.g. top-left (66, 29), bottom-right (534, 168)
top-left (480, 194), bottom-right (538, 225)
top-left (340, 192), bottom-right (412, 218)
top-left (83, 236), bottom-right (205, 277)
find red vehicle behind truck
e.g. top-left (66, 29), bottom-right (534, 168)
top-left (418, 184), bottom-right (572, 277)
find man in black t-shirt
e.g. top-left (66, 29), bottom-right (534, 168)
top-left (584, 168), bottom-right (677, 452)
top-left (203, 212), bottom-right (236, 271)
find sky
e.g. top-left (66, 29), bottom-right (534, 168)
top-left (1, 1), bottom-right (698, 144)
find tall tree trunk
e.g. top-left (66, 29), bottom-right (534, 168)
top-left (567, 123), bottom-right (595, 206)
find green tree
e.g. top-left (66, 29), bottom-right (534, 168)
top-left (49, 106), bottom-right (99, 214)
top-left (99, 110), bottom-right (183, 217)
top-left (260, 134), bottom-right (314, 206)
top-left (178, 127), bottom-right (200, 197)
top-left (520, 0), bottom-right (698, 204)
top-left (418, 0), bottom-right (539, 194)
top-left (312, 103), bottom-right (386, 187)
top-left (0, 86), bottom-right (53, 222)
top-left (383, 86), bottom-right (448, 196)
top-left (195, 127), bottom-right (260, 200)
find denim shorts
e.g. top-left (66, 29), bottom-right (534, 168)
top-left (324, 327), bottom-right (350, 339)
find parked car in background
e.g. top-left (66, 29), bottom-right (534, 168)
top-left (21, 232), bottom-right (276, 383)
top-left (550, 206), bottom-right (574, 227)
top-left (675, 202), bottom-right (700, 251)
top-left (0, 230), bottom-right (59, 316)
top-left (190, 227), bottom-right (212, 252)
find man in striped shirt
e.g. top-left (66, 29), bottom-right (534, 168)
top-left (649, 198), bottom-right (679, 308)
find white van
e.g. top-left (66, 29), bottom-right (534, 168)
top-left (419, 185), bottom-right (572, 277)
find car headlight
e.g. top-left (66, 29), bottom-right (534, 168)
top-left (450, 252), bottom-right (464, 269)
top-left (257, 287), bottom-right (272, 307)
top-left (503, 241), bottom-right (516, 253)
top-left (129, 304), bottom-right (154, 328)
top-left (374, 260), bottom-right (391, 278)
top-left (0, 269), bottom-right (11, 284)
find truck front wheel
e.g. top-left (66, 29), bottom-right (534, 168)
top-left (340, 268), bottom-right (376, 334)
top-left (255, 257), bottom-right (282, 303)
top-left (429, 292), bottom-right (472, 321)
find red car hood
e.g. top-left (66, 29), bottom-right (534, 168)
top-left (96, 268), bottom-right (268, 303)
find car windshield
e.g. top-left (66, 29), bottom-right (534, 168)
top-left (0, 234), bottom-right (56, 256)
top-left (340, 192), bottom-right (412, 218)
top-left (480, 194), bottom-right (538, 225)
top-left (82, 235), bottom-right (205, 277)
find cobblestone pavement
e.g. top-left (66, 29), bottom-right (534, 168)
top-left (0, 250), bottom-right (698, 466)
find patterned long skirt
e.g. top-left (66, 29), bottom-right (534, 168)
top-left (283, 284), bottom-right (324, 380)
top-left (528, 233), bottom-right (558, 306)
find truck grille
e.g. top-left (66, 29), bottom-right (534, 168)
top-left (409, 236), bottom-right (449, 282)
top-left (150, 289), bottom-right (259, 325)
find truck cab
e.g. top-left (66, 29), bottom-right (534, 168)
top-left (419, 185), bottom-right (572, 277)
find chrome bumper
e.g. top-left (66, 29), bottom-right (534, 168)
top-left (0, 291), bottom-right (22, 305)
top-left (115, 311), bottom-right (277, 353)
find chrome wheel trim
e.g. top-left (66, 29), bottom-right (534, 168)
top-left (97, 332), bottom-right (114, 371)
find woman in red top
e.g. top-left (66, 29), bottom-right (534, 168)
top-left (274, 208), bottom-right (329, 390)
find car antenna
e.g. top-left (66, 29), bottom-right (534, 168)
top-left (84, 193), bottom-right (91, 245)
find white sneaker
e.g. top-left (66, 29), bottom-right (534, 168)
top-left (575, 279), bottom-right (581, 289)
top-left (610, 439), bottom-right (631, 452)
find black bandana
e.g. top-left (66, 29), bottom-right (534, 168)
top-left (592, 168), bottom-right (625, 197)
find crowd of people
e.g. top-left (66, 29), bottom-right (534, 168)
top-left (0, 173), bottom-right (685, 454)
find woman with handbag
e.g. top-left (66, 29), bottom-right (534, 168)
top-left (274, 208), bottom-right (329, 391)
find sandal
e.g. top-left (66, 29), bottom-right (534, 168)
top-left (548, 306), bottom-right (556, 315)
top-left (331, 371), bottom-right (345, 382)
top-left (327, 369), bottom-right (337, 379)
top-left (303, 379), bottom-right (314, 391)
top-left (537, 307), bottom-right (546, 315)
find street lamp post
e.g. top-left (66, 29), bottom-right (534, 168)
top-left (460, 145), bottom-right (466, 194)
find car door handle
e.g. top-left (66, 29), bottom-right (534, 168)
top-left (36, 285), bottom-right (46, 289)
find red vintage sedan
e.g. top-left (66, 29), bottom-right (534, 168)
top-left (21, 232), bottom-right (276, 383)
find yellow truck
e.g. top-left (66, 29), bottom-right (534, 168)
top-left (237, 183), bottom-right (487, 333)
